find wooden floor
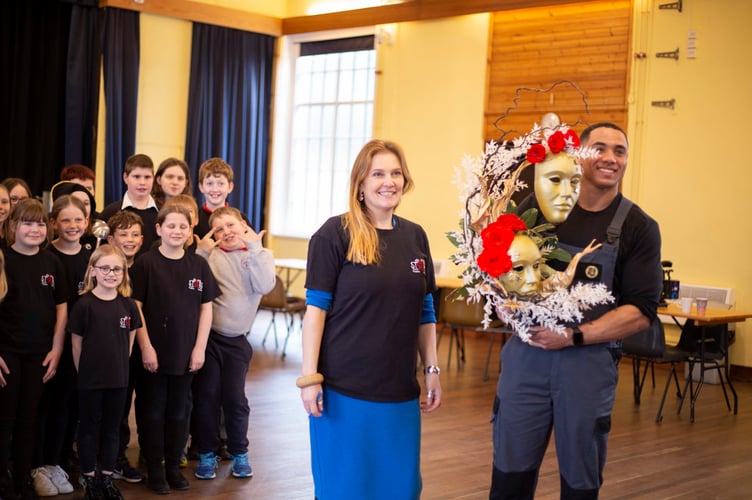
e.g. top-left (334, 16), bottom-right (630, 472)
top-left (61, 311), bottom-right (752, 499)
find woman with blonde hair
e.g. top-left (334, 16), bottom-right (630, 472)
top-left (300, 139), bottom-right (442, 499)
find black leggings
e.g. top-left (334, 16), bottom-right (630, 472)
top-left (137, 372), bottom-right (194, 468)
top-left (0, 352), bottom-right (46, 489)
top-left (78, 388), bottom-right (128, 474)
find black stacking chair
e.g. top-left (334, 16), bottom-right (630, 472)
top-left (621, 318), bottom-right (691, 422)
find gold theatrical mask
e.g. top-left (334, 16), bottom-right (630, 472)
top-left (499, 234), bottom-right (543, 298)
top-left (534, 152), bottom-right (582, 224)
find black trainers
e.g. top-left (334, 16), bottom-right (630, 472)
top-left (81, 474), bottom-right (103, 500)
top-left (20, 474), bottom-right (39, 500)
top-left (112, 456), bottom-right (144, 483)
top-left (165, 467), bottom-right (189, 491)
top-left (145, 465), bottom-right (169, 495)
top-left (99, 475), bottom-right (124, 500)
top-left (216, 442), bottom-right (231, 461)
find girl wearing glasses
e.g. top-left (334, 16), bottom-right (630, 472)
top-left (1, 177), bottom-right (32, 210)
top-left (0, 199), bottom-right (68, 500)
top-left (69, 244), bottom-right (141, 500)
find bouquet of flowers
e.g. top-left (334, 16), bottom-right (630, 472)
top-left (447, 123), bottom-right (614, 342)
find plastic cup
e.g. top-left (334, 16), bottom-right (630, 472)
top-left (696, 297), bottom-right (708, 315)
top-left (680, 297), bottom-right (692, 314)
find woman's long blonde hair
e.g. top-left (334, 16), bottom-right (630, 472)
top-left (343, 140), bottom-right (414, 265)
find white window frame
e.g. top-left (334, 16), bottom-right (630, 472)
top-left (269, 27), bottom-right (377, 239)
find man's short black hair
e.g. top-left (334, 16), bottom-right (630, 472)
top-left (580, 122), bottom-right (628, 146)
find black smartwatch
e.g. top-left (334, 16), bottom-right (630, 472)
top-left (571, 326), bottom-right (584, 346)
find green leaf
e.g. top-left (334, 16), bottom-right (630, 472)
top-left (447, 287), bottom-right (469, 300)
top-left (519, 208), bottom-right (538, 228)
top-left (546, 247), bottom-right (572, 262)
top-left (446, 231), bottom-right (460, 247)
top-left (531, 222), bottom-right (555, 234)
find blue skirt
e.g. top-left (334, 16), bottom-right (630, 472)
top-left (309, 388), bottom-right (422, 500)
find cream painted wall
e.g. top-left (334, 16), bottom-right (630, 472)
top-left (372, 14), bottom-right (489, 264)
top-left (198, 0), bottom-right (286, 17)
top-left (136, 14), bottom-right (192, 165)
top-left (629, 0), bottom-right (752, 366)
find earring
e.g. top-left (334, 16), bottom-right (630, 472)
top-left (359, 191), bottom-right (364, 201)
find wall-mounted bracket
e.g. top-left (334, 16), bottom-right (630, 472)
top-left (658, 1), bottom-right (682, 12)
top-left (651, 99), bottom-right (676, 110)
top-left (656, 48), bottom-right (680, 59)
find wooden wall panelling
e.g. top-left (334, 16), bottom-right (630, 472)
top-left (484, 1), bottom-right (632, 140)
top-left (281, 0), bottom-right (603, 35)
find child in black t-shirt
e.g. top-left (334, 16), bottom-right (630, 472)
top-left (105, 210), bottom-right (146, 483)
top-left (0, 199), bottom-right (68, 499)
top-left (29, 195), bottom-right (92, 496)
top-left (69, 245), bottom-right (141, 500)
top-left (130, 204), bottom-right (220, 494)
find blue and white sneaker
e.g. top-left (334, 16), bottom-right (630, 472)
top-left (194, 452), bottom-right (218, 480)
top-left (230, 453), bottom-right (253, 478)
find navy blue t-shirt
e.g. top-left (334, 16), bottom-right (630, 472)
top-left (305, 215), bottom-right (436, 402)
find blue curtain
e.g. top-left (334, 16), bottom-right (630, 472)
top-left (102, 8), bottom-right (139, 205)
top-left (185, 23), bottom-right (275, 230)
top-left (65, 0), bottom-right (100, 168)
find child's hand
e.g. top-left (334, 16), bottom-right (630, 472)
top-left (188, 346), bottom-right (205, 372)
top-left (240, 224), bottom-right (266, 245)
top-left (42, 347), bottom-right (62, 383)
top-left (142, 345), bottom-right (159, 373)
top-left (195, 227), bottom-right (219, 254)
top-left (0, 355), bottom-right (9, 387)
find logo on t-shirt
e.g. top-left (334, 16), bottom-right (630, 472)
top-left (188, 278), bottom-right (204, 292)
top-left (41, 274), bottom-right (55, 288)
top-left (120, 315), bottom-right (132, 329)
top-left (78, 281), bottom-right (85, 292)
top-left (410, 258), bottom-right (426, 275)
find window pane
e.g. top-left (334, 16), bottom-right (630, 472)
top-left (273, 39), bottom-right (376, 238)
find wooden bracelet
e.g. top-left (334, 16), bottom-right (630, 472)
top-left (296, 373), bottom-right (324, 388)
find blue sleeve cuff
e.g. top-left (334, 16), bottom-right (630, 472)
top-left (306, 289), bottom-right (333, 311)
top-left (421, 293), bottom-right (437, 324)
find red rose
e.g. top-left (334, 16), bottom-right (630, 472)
top-left (480, 223), bottom-right (513, 249)
top-left (477, 214), bottom-right (527, 277)
top-left (496, 214), bottom-right (527, 232)
top-left (526, 143), bottom-right (546, 163)
top-left (564, 129), bottom-right (580, 148)
top-left (547, 131), bottom-right (566, 153)
top-left (477, 247), bottom-right (513, 277)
